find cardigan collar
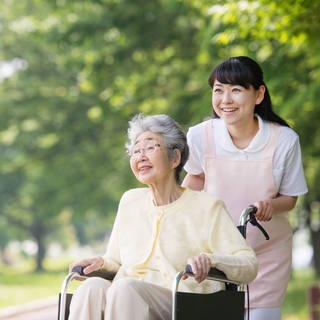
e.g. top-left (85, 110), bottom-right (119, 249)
top-left (146, 187), bottom-right (193, 217)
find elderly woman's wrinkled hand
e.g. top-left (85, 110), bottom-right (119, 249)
top-left (69, 256), bottom-right (104, 277)
top-left (182, 254), bottom-right (211, 284)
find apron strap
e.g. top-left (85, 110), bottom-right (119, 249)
top-left (200, 120), bottom-right (216, 157)
top-left (261, 123), bottom-right (282, 162)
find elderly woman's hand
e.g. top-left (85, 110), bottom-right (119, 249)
top-left (182, 254), bottom-right (211, 284)
top-left (69, 256), bottom-right (104, 276)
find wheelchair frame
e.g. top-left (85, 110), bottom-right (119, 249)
top-left (58, 205), bottom-right (267, 320)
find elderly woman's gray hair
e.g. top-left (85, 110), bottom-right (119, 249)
top-left (126, 114), bottom-right (189, 184)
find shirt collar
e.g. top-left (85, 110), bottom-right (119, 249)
top-left (215, 114), bottom-right (270, 153)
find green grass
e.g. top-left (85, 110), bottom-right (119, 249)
top-left (282, 268), bottom-right (320, 320)
top-left (0, 259), bottom-right (82, 309)
top-left (0, 260), bottom-right (319, 320)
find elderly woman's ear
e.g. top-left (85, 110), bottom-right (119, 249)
top-left (171, 149), bottom-right (181, 169)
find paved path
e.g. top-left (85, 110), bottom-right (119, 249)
top-left (0, 296), bottom-right (58, 320)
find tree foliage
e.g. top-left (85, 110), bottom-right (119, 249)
top-left (0, 0), bottom-right (319, 271)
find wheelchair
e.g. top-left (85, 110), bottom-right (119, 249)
top-left (58, 205), bottom-right (269, 320)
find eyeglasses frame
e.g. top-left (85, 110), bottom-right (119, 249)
top-left (126, 143), bottom-right (163, 159)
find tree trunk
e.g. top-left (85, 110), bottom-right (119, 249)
top-left (311, 229), bottom-right (320, 277)
top-left (31, 223), bottom-right (46, 272)
top-left (36, 238), bottom-right (46, 272)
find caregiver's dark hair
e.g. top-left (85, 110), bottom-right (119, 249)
top-left (208, 56), bottom-right (290, 128)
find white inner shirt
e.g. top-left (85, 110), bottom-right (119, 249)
top-left (184, 115), bottom-right (308, 196)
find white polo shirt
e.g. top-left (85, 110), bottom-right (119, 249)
top-left (184, 115), bottom-right (308, 196)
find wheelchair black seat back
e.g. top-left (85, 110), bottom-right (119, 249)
top-left (58, 206), bottom-right (269, 320)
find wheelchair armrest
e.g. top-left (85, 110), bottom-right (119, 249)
top-left (207, 267), bottom-right (228, 281)
top-left (185, 264), bottom-right (228, 281)
top-left (72, 266), bottom-right (116, 280)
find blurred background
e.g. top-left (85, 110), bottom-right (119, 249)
top-left (0, 0), bottom-right (320, 318)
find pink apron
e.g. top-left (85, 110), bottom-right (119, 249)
top-left (201, 120), bottom-right (292, 308)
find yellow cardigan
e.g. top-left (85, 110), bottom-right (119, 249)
top-left (101, 187), bottom-right (258, 293)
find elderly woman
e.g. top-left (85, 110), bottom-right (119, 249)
top-left (68, 114), bottom-right (258, 320)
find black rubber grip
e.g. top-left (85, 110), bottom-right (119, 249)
top-left (185, 264), bottom-right (193, 274)
top-left (72, 266), bottom-right (85, 275)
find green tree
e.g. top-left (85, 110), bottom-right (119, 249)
top-left (0, 0), bottom-right (319, 273)
top-left (0, 0), bottom-right (215, 270)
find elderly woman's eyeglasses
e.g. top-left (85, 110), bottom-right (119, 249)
top-left (126, 143), bottom-right (163, 159)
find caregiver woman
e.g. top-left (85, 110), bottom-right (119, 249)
top-left (182, 56), bottom-right (308, 320)
top-left (68, 114), bottom-right (258, 320)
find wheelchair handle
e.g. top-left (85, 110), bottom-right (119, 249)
top-left (239, 205), bottom-right (270, 241)
top-left (239, 205), bottom-right (257, 226)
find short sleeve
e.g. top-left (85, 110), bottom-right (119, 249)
top-left (184, 124), bottom-right (205, 175)
top-left (277, 132), bottom-right (308, 196)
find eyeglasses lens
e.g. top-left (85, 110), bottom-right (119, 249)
top-left (131, 142), bottom-right (159, 158)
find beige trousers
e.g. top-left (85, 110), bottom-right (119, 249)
top-left (69, 277), bottom-right (172, 320)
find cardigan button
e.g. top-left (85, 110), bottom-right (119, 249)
top-left (163, 273), bottom-right (167, 277)
top-left (156, 255), bottom-right (160, 260)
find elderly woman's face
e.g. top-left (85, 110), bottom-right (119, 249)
top-left (130, 131), bottom-right (176, 186)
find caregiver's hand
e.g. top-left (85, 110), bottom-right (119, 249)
top-left (253, 200), bottom-right (274, 222)
top-left (182, 254), bottom-right (211, 284)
